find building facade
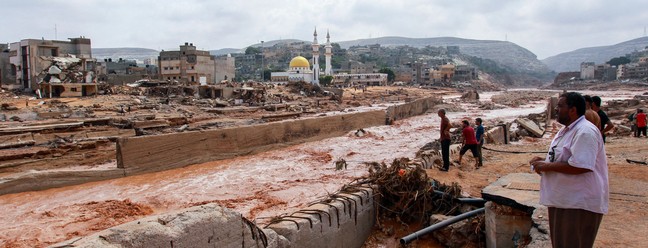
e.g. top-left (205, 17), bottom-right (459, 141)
top-left (159, 42), bottom-right (215, 85)
top-left (214, 54), bottom-right (236, 83)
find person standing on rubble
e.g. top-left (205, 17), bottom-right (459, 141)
top-left (592, 96), bottom-right (614, 143)
top-left (438, 109), bottom-right (452, 172)
top-left (457, 120), bottom-right (480, 168)
top-left (475, 118), bottom-right (485, 168)
top-left (530, 92), bottom-right (608, 248)
top-left (636, 109), bottom-right (647, 137)
top-left (583, 95), bottom-right (601, 130)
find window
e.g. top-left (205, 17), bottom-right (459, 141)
top-left (71, 88), bottom-right (78, 92)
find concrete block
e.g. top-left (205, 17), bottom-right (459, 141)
top-left (515, 118), bottom-right (544, 137)
top-left (485, 201), bottom-right (532, 248)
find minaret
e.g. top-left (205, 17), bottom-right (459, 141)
top-left (311, 27), bottom-right (320, 85)
top-left (325, 30), bottom-right (333, 76)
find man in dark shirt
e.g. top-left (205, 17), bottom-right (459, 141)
top-left (475, 118), bottom-right (485, 167)
top-left (438, 109), bottom-right (451, 171)
top-left (592, 96), bottom-right (615, 143)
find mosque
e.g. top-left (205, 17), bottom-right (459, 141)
top-left (270, 28), bottom-right (332, 85)
top-left (270, 29), bottom-right (387, 87)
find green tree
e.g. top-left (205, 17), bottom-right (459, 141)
top-left (378, 68), bottom-right (396, 82)
top-left (607, 56), bottom-right (631, 66)
top-left (245, 46), bottom-right (261, 55)
top-left (319, 75), bottom-right (334, 86)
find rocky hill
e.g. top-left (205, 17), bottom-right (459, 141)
top-left (336, 36), bottom-right (551, 76)
top-left (542, 36), bottom-right (648, 72)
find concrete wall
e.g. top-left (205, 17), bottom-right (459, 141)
top-left (117, 110), bottom-right (387, 175)
top-left (54, 187), bottom-right (375, 248)
top-left (386, 96), bottom-right (442, 123)
top-left (0, 169), bottom-right (125, 195)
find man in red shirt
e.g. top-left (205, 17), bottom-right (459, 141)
top-left (636, 109), bottom-right (647, 137)
top-left (457, 120), bottom-right (480, 167)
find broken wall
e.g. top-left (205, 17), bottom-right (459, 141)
top-left (117, 110), bottom-right (387, 175)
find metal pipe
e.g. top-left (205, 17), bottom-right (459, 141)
top-left (399, 207), bottom-right (485, 244)
top-left (433, 190), bottom-right (486, 206)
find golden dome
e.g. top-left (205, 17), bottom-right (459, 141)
top-left (289, 56), bottom-right (310, 68)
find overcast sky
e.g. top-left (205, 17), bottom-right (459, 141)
top-left (3, 0), bottom-right (647, 59)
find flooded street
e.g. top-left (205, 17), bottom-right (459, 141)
top-left (0, 90), bottom-right (632, 247)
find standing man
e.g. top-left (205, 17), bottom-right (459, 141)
top-left (530, 92), bottom-right (608, 248)
top-left (438, 109), bottom-right (452, 172)
top-left (583, 95), bottom-right (601, 129)
top-left (636, 109), bottom-right (647, 137)
top-left (457, 120), bottom-right (480, 168)
top-left (592, 96), bottom-right (614, 143)
top-left (475, 118), bottom-right (485, 168)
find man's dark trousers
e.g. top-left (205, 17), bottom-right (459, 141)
top-left (441, 139), bottom-right (451, 170)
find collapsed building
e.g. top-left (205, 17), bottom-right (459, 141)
top-left (5, 37), bottom-right (97, 96)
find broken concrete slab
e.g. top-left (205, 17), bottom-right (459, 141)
top-left (481, 173), bottom-right (549, 248)
top-left (515, 118), bottom-right (544, 138)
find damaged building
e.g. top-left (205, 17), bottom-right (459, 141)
top-left (6, 37), bottom-right (96, 96)
top-left (158, 43), bottom-right (216, 85)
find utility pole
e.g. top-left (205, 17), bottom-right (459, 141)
top-left (260, 40), bottom-right (264, 82)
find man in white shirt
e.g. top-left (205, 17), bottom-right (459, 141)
top-left (530, 92), bottom-right (609, 248)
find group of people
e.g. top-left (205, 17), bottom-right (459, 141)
top-left (436, 109), bottom-right (484, 172)
top-left (628, 108), bottom-right (647, 137)
top-left (437, 92), bottom-right (610, 247)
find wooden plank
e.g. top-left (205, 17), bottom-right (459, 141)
top-left (0, 122), bottom-right (84, 134)
top-left (0, 169), bottom-right (125, 195)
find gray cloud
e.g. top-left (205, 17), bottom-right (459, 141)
top-left (2, 0), bottom-right (646, 59)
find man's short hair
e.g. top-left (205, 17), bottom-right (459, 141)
top-left (584, 95), bottom-right (593, 103)
top-left (462, 120), bottom-right (469, 126)
top-left (438, 109), bottom-right (446, 114)
top-left (561, 92), bottom-right (586, 116)
top-left (476, 118), bottom-right (482, 124)
top-left (592, 96), bottom-right (602, 107)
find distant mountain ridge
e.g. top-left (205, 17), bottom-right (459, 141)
top-left (542, 36), bottom-right (648, 72)
top-left (336, 36), bottom-right (550, 74)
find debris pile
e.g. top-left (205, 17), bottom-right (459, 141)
top-left (363, 158), bottom-right (462, 222)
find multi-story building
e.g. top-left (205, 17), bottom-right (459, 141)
top-left (331, 73), bottom-right (388, 87)
top-left (159, 42), bottom-right (215, 85)
top-left (7, 37), bottom-right (94, 93)
top-left (580, 62), bottom-right (596, 80)
top-left (214, 54), bottom-right (235, 83)
top-left (0, 44), bottom-right (11, 88)
top-left (618, 60), bottom-right (648, 79)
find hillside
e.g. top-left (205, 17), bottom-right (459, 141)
top-left (336, 36), bottom-right (551, 76)
top-left (92, 47), bottom-right (159, 61)
top-left (542, 36), bottom-right (648, 72)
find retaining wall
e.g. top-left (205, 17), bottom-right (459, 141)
top-left (386, 97), bottom-right (442, 123)
top-left (54, 187), bottom-right (375, 248)
top-left (117, 110), bottom-right (386, 175)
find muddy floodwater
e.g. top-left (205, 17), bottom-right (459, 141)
top-left (0, 90), bottom-right (632, 247)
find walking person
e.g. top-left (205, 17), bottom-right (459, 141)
top-left (438, 109), bottom-right (451, 172)
top-left (591, 96), bottom-right (615, 143)
top-left (530, 92), bottom-right (608, 248)
top-left (636, 109), bottom-right (647, 137)
top-left (457, 120), bottom-right (480, 168)
top-left (475, 118), bottom-right (485, 168)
